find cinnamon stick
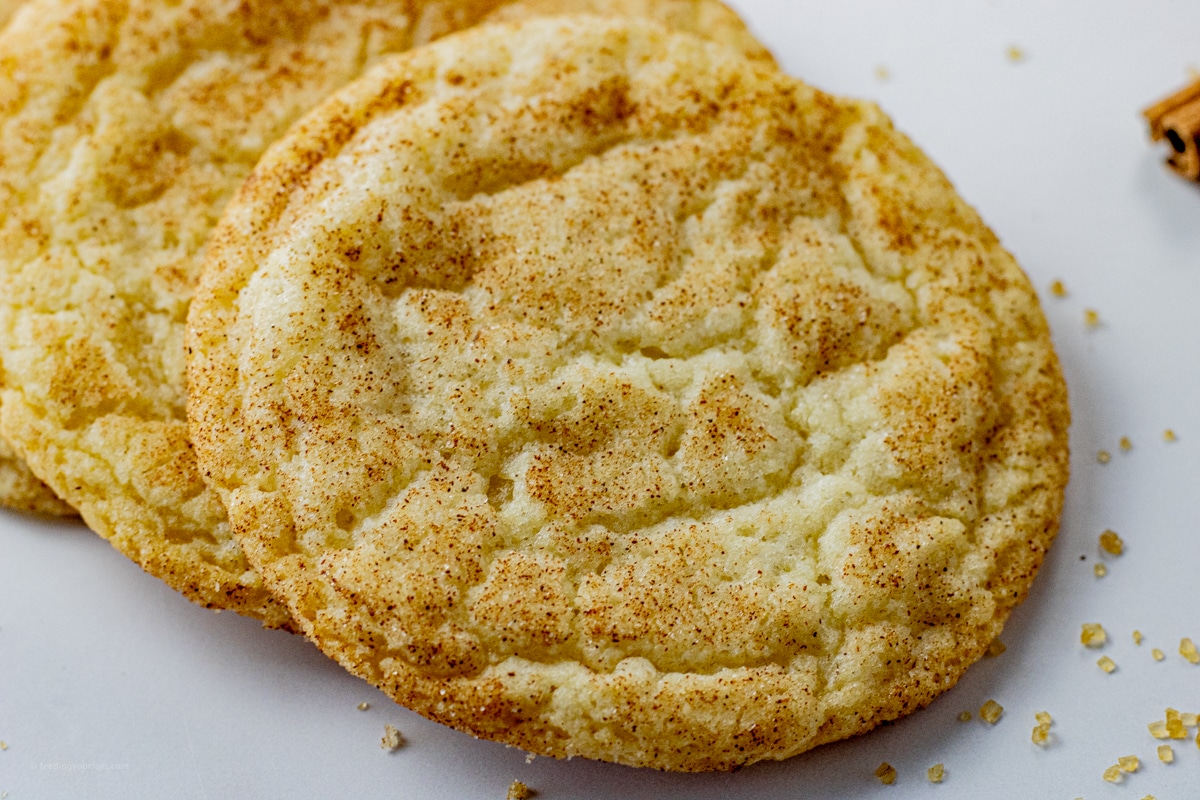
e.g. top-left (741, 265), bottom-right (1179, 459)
top-left (1144, 78), bottom-right (1200, 181)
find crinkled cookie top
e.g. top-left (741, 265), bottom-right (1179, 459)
top-left (188, 16), bottom-right (1069, 770)
top-left (0, 0), bottom-right (767, 623)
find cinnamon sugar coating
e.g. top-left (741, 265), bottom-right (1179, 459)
top-left (187, 17), bottom-right (1069, 769)
top-left (0, 0), bottom-right (766, 623)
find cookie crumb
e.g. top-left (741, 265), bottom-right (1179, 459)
top-left (381, 724), bottom-right (404, 752)
top-left (1158, 744), bottom-right (1174, 763)
top-left (1097, 655), bottom-right (1117, 673)
top-left (874, 762), bottom-right (897, 785)
top-left (1099, 529), bottom-right (1123, 555)
top-left (1084, 308), bottom-right (1100, 327)
top-left (357, 702), bottom-right (370, 711)
top-left (1081, 623), bottom-right (1107, 648)
top-left (1119, 436), bottom-right (1132, 451)
top-left (979, 699), bottom-right (1004, 724)
top-left (927, 763), bottom-right (944, 783)
top-left (1102, 764), bottom-right (1122, 783)
top-left (1094, 563), bottom-right (1107, 578)
top-left (1006, 44), bottom-right (1026, 62)
top-left (1163, 429), bottom-right (1177, 442)
top-left (985, 639), bottom-right (1006, 658)
top-left (1180, 637), bottom-right (1199, 664)
top-left (1133, 630), bottom-right (1144, 645)
top-left (525, 752), bottom-right (536, 764)
top-left (1096, 450), bottom-right (1111, 464)
top-left (1118, 754), bottom-right (1139, 773)
top-left (1152, 648), bottom-right (1165, 661)
top-left (507, 780), bottom-right (534, 799)
top-left (1049, 279), bottom-right (1067, 297)
top-left (957, 711), bottom-right (972, 722)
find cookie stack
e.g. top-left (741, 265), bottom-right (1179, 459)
top-left (0, 0), bottom-right (1069, 772)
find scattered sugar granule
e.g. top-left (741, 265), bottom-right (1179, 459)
top-left (1119, 436), bottom-right (1133, 451)
top-left (1102, 764), bottom-right (1122, 783)
top-left (1081, 623), bottom-right (1107, 648)
top-left (1163, 428), bottom-right (1177, 442)
top-left (1180, 638), bottom-right (1199, 664)
top-left (979, 699), bottom-right (1004, 724)
top-left (1084, 308), bottom-right (1101, 327)
top-left (1182, 712), bottom-right (1198, 727)
top-left (1094, 563), bottom-right (1107, 578)
top-left (1118, 754), bottom-right (1140, 773)
top-left (1152, 648), bottom-right (1165, 661)
top-left (1141, 795), bottom-right (1157, 800)
top-left (506, 780), bottom-right (533, 800)
top-left (1031, 724), bottom-right (1050, 746)
top-left (1050, 279), bottom-right (1068, 297)
top-left (1006, 44), bottom-right (1027, 62)
top-left (1099, 530), bottom-right (1124, 555)
top-left (0, 742), bottom-right (6, 751)
top-left (1149, 720), bottom-right (1169, 739)
top-left (1036, 711), bottom-right (1053, 727)
top-left (1166, 708), bottom-right (1186, 739)
top-left (1158, 744), bottom-right (1174, 763)
top-left (1196, 729), bottom-right (1199, 750)
top-left (357, 702), bottom-right (370, 711)
top-left (874, 762), bottom-right (897, 785)
top-left (985, 639), bottom-right (1006, 658)
top-left (957, 711), bottom-right (972, 722)
top-left (927, 763), bottom-right (944, 783)
top-left (1097, 656), bottom-right (1117, 673)
top-left (1096, 450), bottom-right (1111, 464)
top-left (874, 65), bottom-right (891, 81)
top-left (1133, 630), bottom-right (1144, 645)
top-left (525, 753), bottom-right (536, 765)
top-left (380, 725), bottom-right (404, 752)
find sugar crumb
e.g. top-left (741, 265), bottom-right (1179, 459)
top-left (1099, 529), bottom-right (1123, 555)
top-left (1163, 428), bottom-right (1177, 442)
top-left (1149, 720), bottom-right (1169, 739)
top-left (1133, 630), bottom-right (1144, 645)
top-left (1084, 308), bottom-right (1100, 328)
top-left (1081, 623), bottom-right (1107, 648)
top-left (1118, 754), bottom-right (1139, 773)
top-left (874, 65), bottom-right (891, 81)
top-left (357, 702), bottom-right (370, 711)
top-left (874, 762), bottom-right (897, 785)
top-left (927, 763), bottom-right (944, 783)
top-left (1093, 563), bottom-right (1107, 578)
top-left (1158, 743), bottom-right (1174, 763)
top-left (979, 699), bottom-right (1003, 724)
top-left (985, 639), bottom-right (1006, 658)
top-left (1006, 44), bottom-right (1027, 62)
top-left (1119, 436), bottom-right (1132, 451)
top-left (1049, 279), bottom-right (1067, 297)
top-left (1152, 648), bottom-right (1165, 661)
top-left (1180, 637), bottom-right (1199, 664)
top-left (1096, 450), bottom-right (1111, 464)
top-left (1102, 764), bottom-right (1122, 783)
top-left (506, 780), bottom-right (534, 800)
top-left (957, 711), bottom-right (972, 722)
top-left (381, 724), bottom-right (404, 752)
top-left (1097, 655), bottom-right (1117, 673)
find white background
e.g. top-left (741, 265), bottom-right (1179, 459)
top-left (3, 1), bottom-right (1199, 797)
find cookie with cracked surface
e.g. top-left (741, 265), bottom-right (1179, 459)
top-left (0, 0), bottom-right (768, 625)
top-left (188, 16), bottom-right (1068, 770)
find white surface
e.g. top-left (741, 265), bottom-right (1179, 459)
top-left (3, 1), bottom-right (1199, 797)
